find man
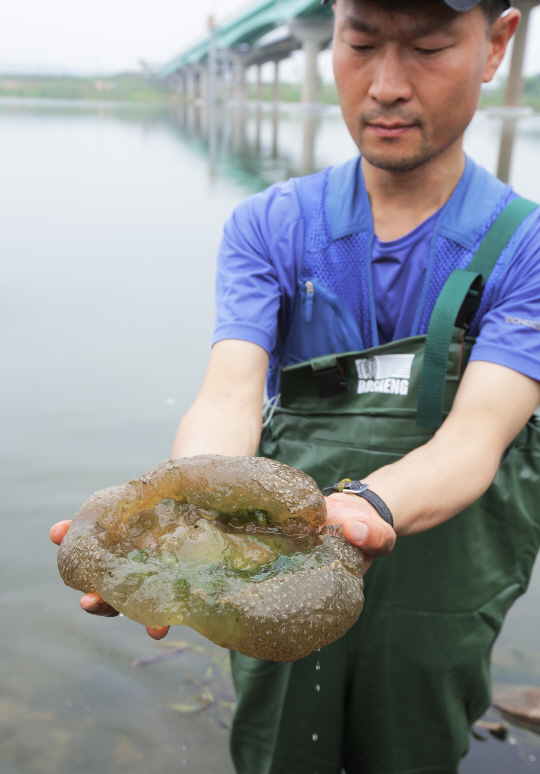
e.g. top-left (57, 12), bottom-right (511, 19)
top-left (52, 0), bottom-right (540, 771)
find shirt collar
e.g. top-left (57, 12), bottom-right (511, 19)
top-left (327, 154), bottom-right (510, 251)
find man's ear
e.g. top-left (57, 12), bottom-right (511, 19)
top-left (483, 8), bottom-right (521, 84)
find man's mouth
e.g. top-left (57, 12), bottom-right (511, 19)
top-left (366, 122), bottom-right (417, 138)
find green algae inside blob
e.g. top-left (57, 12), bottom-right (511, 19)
top-left (112, 499), bottom-right (322, 592)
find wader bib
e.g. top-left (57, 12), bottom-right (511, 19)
top-left (229, 176), bottom-right (540, 773)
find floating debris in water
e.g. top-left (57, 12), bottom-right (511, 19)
top-left (170, 661), bottom-right (235, 730)
top-left (132, 639), bottom-right (209, 668)
top-left (471, 719), bottom-right (509, 741)
top-left (494, 687), bottom-right (540, 734)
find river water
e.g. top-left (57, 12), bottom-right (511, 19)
top-left (2, 97), bottom-right (540, 773)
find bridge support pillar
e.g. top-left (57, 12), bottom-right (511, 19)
top-left (504, 0), bottom-right (537, 108)
top-left (229, 53), bottom-right (248, 101)
top-left (220, 68), bottom-right (229, 100)
top-left (169, 72), bottom-right (185, 95)
top-left (289, 18), bottom-right (333, 105)
top-left (178, 72), bottom-right (187, 97)
top-left (256, 64), bottom-right (263, 101)
top-left (197, 65), bottom-right (209, 101)
top-left (273, 59), bottom-right (280, 102)
top-left (496, 0), bottom-right (540, 181)
top-left (185, 66), bottom-right (197, 101)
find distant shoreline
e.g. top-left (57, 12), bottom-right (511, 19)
top-left (1, 72), bottom-right (539, 111)
top-left (0, 73), bottom-right (170, 103)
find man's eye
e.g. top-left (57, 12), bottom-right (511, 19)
top-left (415, 47), bottom-right (448, 55)
top-left (351, 45), bottom-right (374, 52)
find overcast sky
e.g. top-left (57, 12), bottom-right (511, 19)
top-left (0, 0), bottom-right (539, 80)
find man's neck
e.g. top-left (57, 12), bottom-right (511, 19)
top-left (362, 139), bottom-right (466, 243)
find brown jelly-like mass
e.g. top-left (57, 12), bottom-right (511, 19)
top-left (57, 455), bottom-right (364, 661)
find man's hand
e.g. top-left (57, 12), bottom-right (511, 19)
top-left (49, 520), bottom-right (170, 640)
top-left (359, 362), bottom-right (540, 539)
top-left (325, 494), bottom-right (396, 575)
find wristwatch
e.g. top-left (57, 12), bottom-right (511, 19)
top-left (322, 479), bottom-right (394, 528)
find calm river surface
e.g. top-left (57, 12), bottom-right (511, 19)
top-left (2, 97), bottom-right (540, 773)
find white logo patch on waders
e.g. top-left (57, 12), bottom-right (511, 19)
top-left (355, 354), bottom-right (415, 395)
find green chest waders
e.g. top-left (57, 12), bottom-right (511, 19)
top-left (229, 199), bottom-right (540, 774)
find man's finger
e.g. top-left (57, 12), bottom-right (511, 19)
top-left (50, 520), bottom-right (72, 545)
top-left (342, 516), bottom-right (395, 556)
top-left (146, 625), bottom-right (170, 640)
top-left (80, 591), bottom-right (120, 618)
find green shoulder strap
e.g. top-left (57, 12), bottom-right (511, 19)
top-left (416, 197), bottom-right (538, 429)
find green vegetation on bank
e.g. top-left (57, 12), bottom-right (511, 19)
top-left (479, 73), bottom-right (540, 111)
top-left (0, 72), bottom-right (170, 102)
top-left (248, 81), bottom-right (340, 104)
top-left (2, 71), bottom-right (539, 111)
top-left (254, 75), bottom-right (540, 111)
top-left (0, 73), bottom-right (338, 104)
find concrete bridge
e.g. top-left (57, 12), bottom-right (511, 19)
top-left (159, 0), bottom-right (334, 105)
top-left (161, 0), bottom-right (540, 184)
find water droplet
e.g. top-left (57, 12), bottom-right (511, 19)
top-left (315, 661), bottom-right (321, 671)
top-left (315, 684), bottom-right (320, 692)
top-left (509, 736), bottom-right (517, 745)
top-left (530, 755), bottom-right (536, 762)
top-left (182, 759), bottom-right (187, 766)
top-left (182, 745), bottom-right (186, 751)
top-left (312, 733), bottom-right (318, 741)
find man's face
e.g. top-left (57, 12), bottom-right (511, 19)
top-left (333, 0), bottom-right (491, 171)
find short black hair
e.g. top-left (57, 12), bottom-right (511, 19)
top-left (481, 0), bottom-right (509, 23)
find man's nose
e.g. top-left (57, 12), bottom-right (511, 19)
top-left (368, 48), bottom-right (413, 106)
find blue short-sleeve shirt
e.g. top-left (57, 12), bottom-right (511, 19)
top-left (213, 162), bottom-right (540, 384)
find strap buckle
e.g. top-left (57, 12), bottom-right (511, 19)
top-left (455, 275), bottom-right (484, 330)
top-left (311, 355), bottom-right (349, 398)
top-left (323, 479), bottom-right (369, 495)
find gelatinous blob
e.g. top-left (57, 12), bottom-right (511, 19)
top-left (57, 455), bottom-right (364, 661)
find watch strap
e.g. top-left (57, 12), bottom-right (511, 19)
top-left (355, 488), bottom-right (394, 528)
top-left (323, 479), bottom-right (394, 528)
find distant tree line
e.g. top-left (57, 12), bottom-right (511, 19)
top-left (0, 73), bottom-right (168, 102)
top-left (1, 71), bottom-right (539, 110)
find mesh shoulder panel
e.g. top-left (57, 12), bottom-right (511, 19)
top-left (299, 168), bottom-right (332, 251)
top-left (297, 170), bottom-right (517, 347)
top-left (418, 189), bottom-right (515, 337)
top-left (299, 170), bottom-right (374, 349)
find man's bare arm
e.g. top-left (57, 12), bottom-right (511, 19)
top-left (330, 361), bottom-right (540, 559)
top-left (171, 339), bottom-right (268, 458)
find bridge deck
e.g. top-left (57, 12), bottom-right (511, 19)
top-left (160, 0), bottom-right (331, 76)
